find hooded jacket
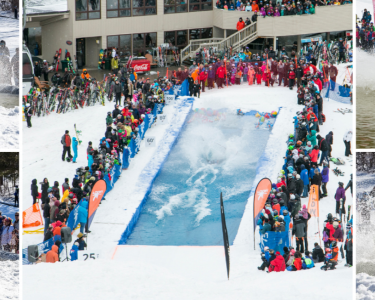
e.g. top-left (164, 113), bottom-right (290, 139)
top-left (269, 253), bottom-right (286, 272)
top-left (300, 165), bottom-right (309, 185)
top-left (31, 179), bottom-right (38, 197)
top-left (78, 200), bottom-right (89, 224)
top-left (46, 245), bottom-right (59, 263)
top-left (306, 130), bottom-right (317, 147)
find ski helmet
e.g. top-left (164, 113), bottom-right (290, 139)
top-left (339, 182), bottom-right (344, 187)
top-left (288, 146), bottom-right (294, 150)
top-left (327, 213), bottom-right (332, 219)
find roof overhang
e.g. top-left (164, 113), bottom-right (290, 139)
top-left (26, 10), bottom-right (70, 26)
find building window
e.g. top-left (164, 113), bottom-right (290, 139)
top-left (189, 28), bottom-right (212, 40)
top-left (107, 33), bottom-right (156, 57)
top-left (189, 0), bottom-right (212, 12)
top-left (133, 33), bottom-right (157, 55)
top-left (164, 0), bottom-right (187, 14)
top-left (107, 34), bottom-right (132, 60)
top-left (107, 0), bottom-right (131, 18)
top-left (164, 30), bottom-right (188, 49)
top-left (23, 27), bottom-right (42, 56)
top-left (76, 0), bottom-right (101, 20)
top-left (107, 0), bottom-right (156, 17)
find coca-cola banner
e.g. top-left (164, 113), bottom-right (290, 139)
top-left (131, 59), bottom-right (150, 72)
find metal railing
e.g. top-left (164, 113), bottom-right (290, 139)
top-left (180, 22), bottom-right (258, 63)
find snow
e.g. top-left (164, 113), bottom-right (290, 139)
top-left (0, 203), bottom-right (19, 299)
top-left (358, 273), bottom-right (375, 300)
top-left (0, 105), bottom-right (19, 149)
top-left (26, 0), bottom-right (68, 14)
top-left (0, 260), bottom-right (19, 299)
top-left (0, 11), bottom-right (19, 58)
top-left (23, 68), bottom-right (353, 298)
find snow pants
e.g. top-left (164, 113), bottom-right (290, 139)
top-left (289, 78), bottom-right (295, 89)
top-left (201, 81), bottom-right (205, 92)
top-left (346, 251), bottom-right (352, 265)
top-left (296, 237), bottom-right (304, 253)
top-left (26, 115), bottom-right (32, 128)
top-left (319, 150), bottom-right (329, 166)
top-left (322, 182), bottom-right (327, 195)
top-left (256, 74), bottom-right (261, 84)
top-left (344, 140), bottom-right (351, 156)
top-left (73, 146), bottom-right (78, 163)
top-left (302, 185), bottom-right (309, 197)
top-left (62, 146), bottom-right (72, 161)
top-left (208, 78), bottom-right (214, 89)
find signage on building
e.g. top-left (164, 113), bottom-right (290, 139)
top-left (346, 31), bottom-right (352, 37)
top-left (66, 40), bottom-right (72, 45)
top-left (131, 59), bottom-right (150, 73)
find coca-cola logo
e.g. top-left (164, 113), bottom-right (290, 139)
top-left (133, 64), bottom-right (149, 71)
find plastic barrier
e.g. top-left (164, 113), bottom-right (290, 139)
top-left (259, 230), bottom-right (291, 253)
top-left (167, 79), bottom-right (190, 98)
top-left (122, 103), bottom-right (164, 165)
top-left (23, 203), bottom-right (43, 228)
top-left (118, 97), bottom-right (195, 245)
top-left (322, 80), bottom-right (351, 104)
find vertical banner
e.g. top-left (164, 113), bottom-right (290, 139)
top-left (88, 180), bottom-right (107, 229)
top-left (253, 178), bottom-right (272, 249)
top-left (307, 184), bottom-right (321, 245)
top-left (220, 192), bottom-right (230, 280)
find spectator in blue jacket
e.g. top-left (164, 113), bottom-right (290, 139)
top-left (260, 218), bottom-right (271, 234)
top-left (70, 242), bottom-right (79, 261)
top-left (300, 165), bottom-right (309, 198)
top-left (77, 200), bottom-right (88, 234)
top-left (309, 165), bottom-right (320, 180)
top-left (321, 161), bottom-right (329, 197)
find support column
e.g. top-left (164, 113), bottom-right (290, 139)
top-left (297, 35), bottom-right (301, 56)
top-left (273, 36), bottom-right (276, 50)
top-left (224, 29), bottom-right (227, 38)
top-left (326, 32), bottom-right (330, 42)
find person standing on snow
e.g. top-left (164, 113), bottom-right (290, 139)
top-left (31, 179), bottom-right (38, 204)
top-left (25, 103), bottom-right (33, 128)
top-left (334, 182), bottom-right (346, 216)
top-left (321, 161), bottom-right (329, 197)
top-left (317, 134), bottom-right (329, 166)
top-left (343, 130), bottom-right (352, 157)
top-left (61, 130), bottom-right (73, 162)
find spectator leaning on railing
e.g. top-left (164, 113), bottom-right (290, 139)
top-left (216, 0), bottom-right (351, 14)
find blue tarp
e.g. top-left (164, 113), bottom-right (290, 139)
top-left (259, 230), bottom-right (291, 253)
top-left (168, 79), bottom-right (190, 97)
top-left (322, 80), bottom-right (351, 104)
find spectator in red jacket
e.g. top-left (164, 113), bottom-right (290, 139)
top-left (288, 66), bottom-right (296, 90)
top-left (313, 75), bottom-right (322, 91)
top-left (199, 70), bottom-right (208, 92)
top-left (269, 251), bottom-right (286, 272)
top-left (216, 65), bottom-right (225, 88)
top-left (61, 130), bottom-right (72, 162)
top-left (236, 18), bottom-right (246, 31)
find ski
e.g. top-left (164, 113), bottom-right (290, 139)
top-left (74, 123), bottom-right (82, 145)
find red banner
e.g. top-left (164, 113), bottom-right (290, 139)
top-left (88, 180), bottom-right (107, 229)
top-left (253, 178), bottom-right (272, 230)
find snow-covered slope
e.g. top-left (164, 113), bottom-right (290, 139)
top-left (23, 74), bottom-right (353, 299)
top-left (0, 203), bottom-right (19, 299)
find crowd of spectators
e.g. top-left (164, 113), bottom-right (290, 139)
top-left (0, 210), bottom-right (19, 254)
top-left (216, 0), bottom-right (351, 15)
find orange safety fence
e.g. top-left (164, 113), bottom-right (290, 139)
top-left (23, 203), bottom-right (43, 228)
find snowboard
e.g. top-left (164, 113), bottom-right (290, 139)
top-left (74, 123), bottom-right (82, 145)
top-left (347, 205), bottom-right (351, 223)
top-left (55, 48), bottom-right (62, 72)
